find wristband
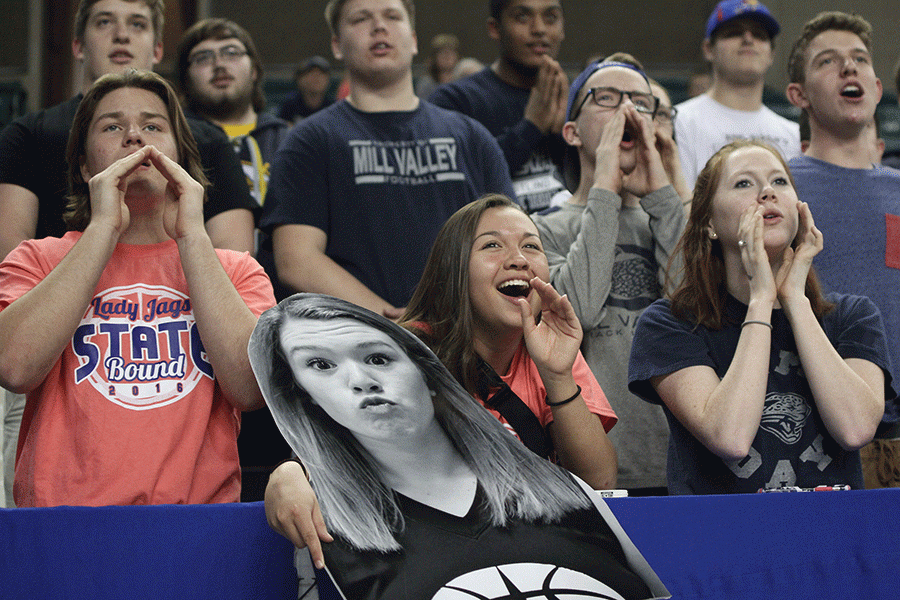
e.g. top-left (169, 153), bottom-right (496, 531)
top-left (546, 384), bottom-right (582, 407)
top-left (277, 456), bottom-right (310, 481)
top-left (742, 320), bottom-right (773, 331)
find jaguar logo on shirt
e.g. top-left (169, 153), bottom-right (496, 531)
top-left (71, 284), bottom-right (213, 410)
top-left (608, 245), bottom-right (658, 313)
top-left (760, 392), bottom-right (810, 444)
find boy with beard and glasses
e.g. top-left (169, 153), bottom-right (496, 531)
top-left (176, 19), bottom-right (294, 498)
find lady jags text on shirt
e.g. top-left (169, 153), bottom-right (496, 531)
top-left (71, 284), bottom-right (213, 410)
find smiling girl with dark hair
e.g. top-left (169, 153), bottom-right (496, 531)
top-left (263, 195), bottom-right (620, 571)
top-left (402, 194), bottom-right (617, 489)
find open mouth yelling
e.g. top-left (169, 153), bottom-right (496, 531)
top-left (497, 279), bottom-right (531, 298)
top-left (620, 124), bottom-right (638, 149)
top-left (840, 84), bottom-right (863, 98)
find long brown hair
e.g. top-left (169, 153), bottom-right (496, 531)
top-left (669, 140), bottom-right (833, 328)
top-left (64, 69), bottom-right (209, 232)
top-left (402, 194), bottom-right (522, 398)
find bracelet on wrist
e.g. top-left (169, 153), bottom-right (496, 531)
top-left (741, 320), bottom-right (773, 331)
top-left (277, 456), bottom-right (310, 481)
top-left (546, 384), bottom-right (582, 407)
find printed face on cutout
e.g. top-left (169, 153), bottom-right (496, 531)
top-left (280, 318), bottom-right (435, 443)
top-left (467, 206), bottom-right (549, 338)
top-left (332, 0), bottom-right (418, 86)
top-left (73, 0), bottom-right (163, 83)
top-left (490, 0), bottom-right (564, 70)
top-left (709, 145), bottom-right (799, 254)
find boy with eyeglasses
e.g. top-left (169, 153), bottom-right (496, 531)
top-left (176, 19), bottom-right (289, 214)
top-left (0, 0), bottom-right (258, 508)
top-left (176, 18), bottom-right (293, 498)
top-left (531, 58), bottom-right (686, 494)
top-left (674, 0), bottom-right (800, 189)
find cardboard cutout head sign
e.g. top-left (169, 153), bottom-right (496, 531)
top-left (249, 293), bottom-right (670, 600)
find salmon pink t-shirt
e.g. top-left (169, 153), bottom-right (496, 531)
top-left (0, 232), bottom-right (275, 507)
top-left (485, 342), bottom-right (617, 435)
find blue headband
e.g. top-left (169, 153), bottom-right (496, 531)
top-left (565, 60), bottom-right (651, 122)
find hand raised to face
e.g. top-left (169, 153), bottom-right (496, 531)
top-left (590, 102), bottom-right (669, 197)
top-left (145, 146), bottom-right (206, 242)
top-left (517, 276), bottom-right (581, 380)
top-left (524, 56), bottom-right (569, 135)
top-left (620, 104), bottom-right (671, 197)
top-left (736, 203), bottom-right (777, 303)
top-left (774, 201), bottom-right (823, 309)
top-left (85, 145), bottom-right (160, 236)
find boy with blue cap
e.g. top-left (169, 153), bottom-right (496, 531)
top-left (675, 0), bottom-right (800, 189)
top-left (532, 58), bottom-right (686, 493)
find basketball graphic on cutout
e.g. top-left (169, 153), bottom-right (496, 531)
top-left (431, 562), bottom-right (626, 599)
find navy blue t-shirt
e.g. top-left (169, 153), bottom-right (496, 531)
top-left (430, 67), bottom-right (567, 213)
top-left (261, 100), bottom-right (515, 308)
top-left (628, 293), bottom-right (894, 494)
